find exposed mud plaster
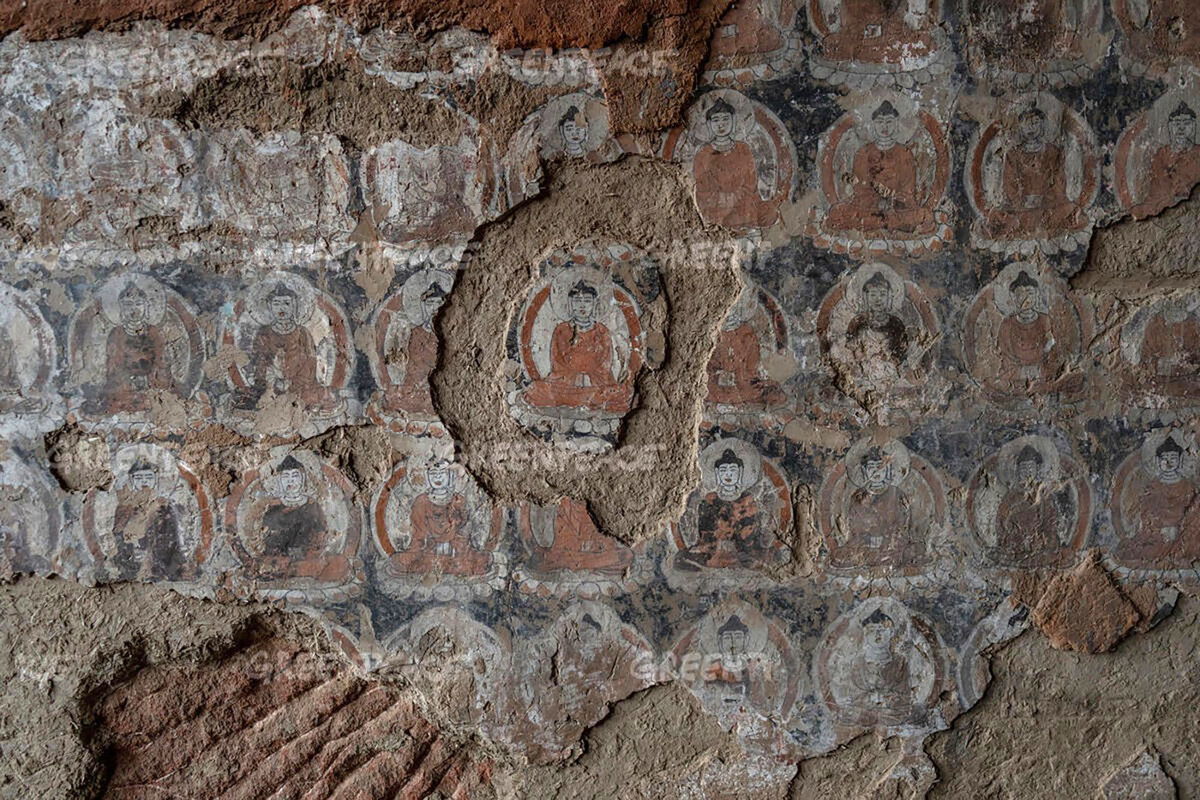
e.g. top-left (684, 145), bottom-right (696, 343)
top-left (1079, 189), bottom-right (1200, 297)
top-left (433, 156), bottom-right (742, 542)
top-left (0, 0), bottom-right (734, 136)
top-left (927, 596), bottom-right (1200, 798)
top-left (0, 0), bottom-right (711, 51)
top-left (157, 60), bottom-right (471, 150)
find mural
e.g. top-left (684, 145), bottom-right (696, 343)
top-left (967, 93), bottom-right (1099, 254)
top-left (702, 0), bottom-right (805, 85)
top-left (814, 597), bottom-right (949, 734)
top-left (190, 130), bottom-right (353, 242)
top-left (219, 271), bottom-right (357, 436)
top-left (663, 90), bottom-right (797, 232)
top-left (962, 0), bottom-right (1108, 89)
top-left (808, 92), bottom-right (953, 257)
top-left (81, 443), bottom-right (213, 583)
top-left (0, 445), bottom-right (62, 576)
top-left (503, 92), bottom-right (624, 208)
top-left (1108, 428), bottom-right (1200, 574)
top-left (962, 262), bottom-right (1092, 409)
top-left (366, 265), bottom-right (455, 435)
top-left (0, 282), bottom-right (60, 426)
top-left (806, 0), bottom-right (953, 88)
top-left (816, 262), bottom-right (942, 406)
top-left (506, 242), bottom-right (664, 450)
top-left (672, 601), bottom-right (801, 757)
top-left (371, 456), bottom-right (506, 601)
top-left (966, 435), bottom-right (1092, 570)
top-left (705, 282), bottom-right (796, 427)
top-left (224, 450), bottom-right (365, 604)
top-left (1120, 293), bottom-right (1200, 410)
top-left (1113, 0), bottom-right (1200, 78)
top-left (513, 497), bottom-right (638, 598)
top-left (6, 3), bottom-right (1200, 782)
top-left (359, 113), bottom-right (498, 243)
top-left (1114, 88), bottom-right (1200, 219)
top-left (817, 438), bottom-right (947, 577)
top-left (68, 273), bottom-right (206, 427)
top-left (664, 438), bottom-right (791, 590)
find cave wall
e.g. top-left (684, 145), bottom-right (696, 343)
top-left (0, 2), bottom-right (1198, 797)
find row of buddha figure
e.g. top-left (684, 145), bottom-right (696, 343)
top-left (4, 423), bottom-right (1196, 605)
top-left (377, 591), bottom-right (1006, 766)
top-left (699, 0), bottom-right (1200, 88)
top-left (9, 66), bottom-right (1195, 260)
top-left (0, 268), bottom-right (449, 438)
top-left (3, 249), bottom-right (1199, 445)
top-left (663, 86), bottom-right (1200, 255)
top-left (666, 431), bottom-right (1200, 585)
top-left (723, 258), bottom-right (1198, 417)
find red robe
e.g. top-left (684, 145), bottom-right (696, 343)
top-left (693, 141), bottom-right (780, 229)
top-left (993, 488), bottom-right (1062, 566)
top-left (110, 493), bottom-right (186, 581)
top-left (98, 324), bottom-right (177, 412)
top-left (1131, 0), bottom-right (1200, 61)
top-left (1117, 477), bottom-right (1197, 564)
top-left (707, 323), bottom-right (785, 407)
top-left (819, 0), bottom-right (935, 63)
top-left (1133, 145), bottom-right (1200, 218)
top-left (677, 491), bottom-right (767, 569)
top-left (831, 486), bottom-right (921, 568)
top-left (524, 322), bottom-right (632, 412)
top-left (995, 313), bottom-right (1068, 392)
top-left (986, 144), bottom-right (1081, 236)
top-left (387, 325), bottom-right (438, 414)
top-left (844, 651), bottom-right (916, 726)
top-left (246, 324), bottom-right (331, 409)
top-left (826, 142), bottom-right (934, 233)
top-left (710, 0), bottom-right (787, 57)
top-left (1140, 313), bottom-right (1200, 396)
top-left (529, 498), bottom-right (632, 573)
top-left (846, 312), bottom-right (909, 366)
top-left (254, 498), bottom-right (349, 582)
top-left (978, 0), bottom-right (1079, 61)
top-left (390, 493), bottom-right (490, 576)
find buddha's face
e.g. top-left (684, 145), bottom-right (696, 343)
top-left (560, 115), bottom-right (588, 150)
top-left (715, 462), bottom-right (743, 490)
top-left (708, 111), bottom-right (734, 140)
top-left (426, 462), bottom-right (454, 491)
top-left (720, 629), bottom-right (747, 660)
top-left (861, 458), bottom-right (890, 490)
top-left (1019, 114), bottom-right (1045, 144)
top-left (119, 291), bottom-right (148, 326)
top-left (1014, 285), bottom-right (1040, 313)
top-left (569, 292), bottom-right (596, 324)
top-left (1158, 451), bottom-right (1182, 476)
top-left (422, 295), bottom-right (444, 323)
top-left (864, 284), bottom-right (891, 313)
top-left (1017, 458), bottom-right (1040, 484)
top-left (872, 114), bottom-right (899, 143)
top-left (279, 467), bottom-right (306, 497)
top-left (1169, 115), bottom-right (1195, 148)
top-left (129, 468), bottom-right (158, 491)
top-left (864, 620), bottom-right (895, 650)
top-left (270, 295), bottom-right (296, 324)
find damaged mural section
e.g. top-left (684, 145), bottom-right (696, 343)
top-left (1, 0), bottom-right (1200, 796)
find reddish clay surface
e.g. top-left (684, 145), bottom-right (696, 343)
top-left (93, 639), bottom-right (493, 799)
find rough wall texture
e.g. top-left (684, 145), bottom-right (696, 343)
top-left (1, 1), bottom-right (1200, 798)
